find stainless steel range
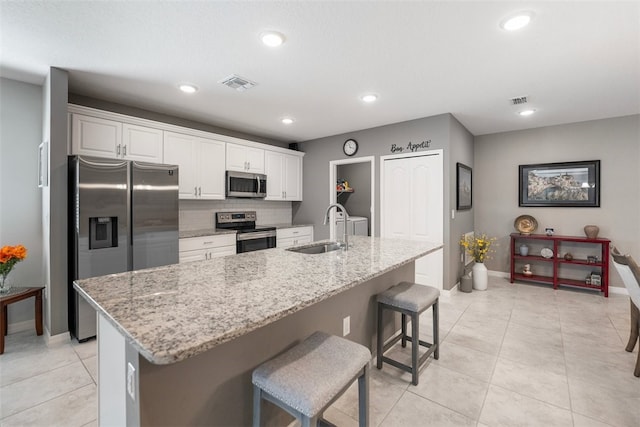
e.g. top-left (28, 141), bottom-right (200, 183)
top-left (216, 211), bottom-right (276, 253)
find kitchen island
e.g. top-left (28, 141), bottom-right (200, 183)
top-left (75, 236), bottom-right (442, 426)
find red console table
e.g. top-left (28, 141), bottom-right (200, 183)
top-left (510, 233), bottom-right (610, 297)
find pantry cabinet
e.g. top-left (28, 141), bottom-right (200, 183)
top-left (71, 114), bottom-right (163, 162)
top-left (265, 151), bottom-right (302, 201)
top-left (226, 143), bottom-right (264, 173)
top-left (163, 132), bottom-right (225, 200)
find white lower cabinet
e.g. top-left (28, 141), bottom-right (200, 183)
top-left (276, 226), bottom-right (314, 249)
top-left (163, 131), bottom-right (225, 200)
top-left (179, 234), bottom-right (236, 263)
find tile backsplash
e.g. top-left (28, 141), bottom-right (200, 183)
top-left (179, 199), bottom-right (292, 231)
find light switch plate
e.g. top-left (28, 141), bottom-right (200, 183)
top-left (127, 362), bottom-right (136, 401)
top-left (343, 316), bottom-right (350, 336)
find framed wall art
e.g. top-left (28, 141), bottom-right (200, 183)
top-left (456, 162), bottom-right (472, 210)
top-left (519, 160), bottom-right (600, 207)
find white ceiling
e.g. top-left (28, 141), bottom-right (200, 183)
top-left (1, 1), bottom-right (639, 142)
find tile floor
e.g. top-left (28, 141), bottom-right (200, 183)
top-left (1, 276), bottom-right (638, 426)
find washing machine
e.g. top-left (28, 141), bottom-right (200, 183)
top-left (335, 212), bottom-right (369, 236)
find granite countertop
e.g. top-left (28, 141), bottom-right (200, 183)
top-left (264, 223), bottom-right (313, 229)
top-left (179, 224), bottom-right (312, 239)
top-left (74, 236), bottom-right (442, 365)
top-left (178, 229), bottom-right (237, 239)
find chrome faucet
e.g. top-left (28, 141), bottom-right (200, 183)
top-left (324, 203), bottom-right (349, 250)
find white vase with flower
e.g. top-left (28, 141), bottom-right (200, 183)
top-left (460, 233), bottom-right (496, 291)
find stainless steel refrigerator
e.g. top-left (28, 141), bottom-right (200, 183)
top-left (68, 155), bottom-right (179, 341)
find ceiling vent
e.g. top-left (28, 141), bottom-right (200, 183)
top-left (509, 96), bottom-right (528, 105)
top-left (218, 74), bottom-right (257, 92)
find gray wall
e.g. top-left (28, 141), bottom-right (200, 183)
top-left (474, 115), bottom-right (640, 289)
top-left (0, 78), bottom-right (44, 328)
top-left (295, 114), bottom-right (475, 290)
top-left (42, 68), bottom-right (69, 335)
top-left (68, 94), bottom-right (288, 149)
top-left (449, 117), bottom-right (475, 280)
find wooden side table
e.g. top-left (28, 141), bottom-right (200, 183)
top-left (0, 286), bottom-right (44, 354)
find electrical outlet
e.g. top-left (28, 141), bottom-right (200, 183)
top-left (127, 362), bottom-right (136, 401)
top-left (343, 316), bottom-right (350, 336)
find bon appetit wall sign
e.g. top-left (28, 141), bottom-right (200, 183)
top-left (390, 140), bottom-right (431, 154)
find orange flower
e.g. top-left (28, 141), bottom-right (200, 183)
top-left (0, 244), bottom-right (28, 282)
top-left (10, 245), bottom-right (27, 260)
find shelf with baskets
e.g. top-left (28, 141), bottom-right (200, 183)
top-left (510, 233), bottom-right (611, 297)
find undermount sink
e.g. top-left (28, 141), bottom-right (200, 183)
top-left (287, 241), bottom-right (345, 254)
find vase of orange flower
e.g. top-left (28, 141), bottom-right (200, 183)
top-left (0, 244), bottom-right (27, 294)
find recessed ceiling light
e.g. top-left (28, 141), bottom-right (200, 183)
top-left (519, 109), bottom-right (536, 116)
top-left (261, 31), bottom-right (285, 47)
top-left (361, 94), bottom-right (378, 103)
top-left (179, 84), bottom-right (198, 94)
top-left (281, 117), bottom-right (294, 125)
top-left (500, 12), bottom-right (533, 31)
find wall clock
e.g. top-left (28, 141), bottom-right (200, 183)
top-left (343, 139), bottom-right (358, 156)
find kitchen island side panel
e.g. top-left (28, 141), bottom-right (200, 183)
top-left (137, 262), bottom-right (413, 426)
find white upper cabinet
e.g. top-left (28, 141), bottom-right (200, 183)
top-left (226, 143), bottom-right (264, 173)
top-left (163, 131), bottom-right (225, 200)
top-left (265, 151), bottom-right (302, 201)
top-left (72, 114), bottom-right (122, 158)
top-left (72, 114), bottom-right (163, 163)
top-left (122, 124), bottom-right (163, 162)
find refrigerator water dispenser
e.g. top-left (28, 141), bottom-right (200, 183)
top-left (89, 216), bottom-right (118, 249)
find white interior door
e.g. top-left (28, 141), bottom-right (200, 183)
top-left (381, 151), bottom-right (443, 289)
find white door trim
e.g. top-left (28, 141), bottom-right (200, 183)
top-left (328, 156), bottom-right (376, 239)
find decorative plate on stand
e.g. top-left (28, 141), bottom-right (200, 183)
top-left (514, 215), bottom-right (538, 235)
top-left (541, 247), bottom-right (554, 259)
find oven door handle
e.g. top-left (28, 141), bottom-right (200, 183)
top-left (237, 230), bottom-right (276, 241)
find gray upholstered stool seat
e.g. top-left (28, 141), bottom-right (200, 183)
top-left (252, 331), bottom-right (371, 427)
top-left (376, 281), bottom-right (440, 385)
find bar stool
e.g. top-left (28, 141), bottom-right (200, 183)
top-left (252, 331), bottom-right (371, 427)
top-left (376, 281), bottom-right (440, 385)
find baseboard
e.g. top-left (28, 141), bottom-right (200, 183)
top-left (6, 319), bottom-right (34, 335)
top-left (441, 283), bottom-right (458, 298)
top-left (47, 330), bottom-right (71, 345)
top-left (609, 286), bottom-right (629, 296)
top-left (6, 320), bottom-right (71, 344)
top-left (489, 269), bottom-right (628, 296)
top-left (488, 270), bottom-right (509, 279)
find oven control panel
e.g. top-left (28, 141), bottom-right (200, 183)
top-left (216, 211), bottom-right (256, 224)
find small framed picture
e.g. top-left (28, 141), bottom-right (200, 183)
top-left (38, 141), bottom-right (48, 188)
top-left (456, 163), bottom-right (472, 210)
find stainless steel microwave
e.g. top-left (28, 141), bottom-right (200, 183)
top-left (226, 171), bottom-right (267, 198)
